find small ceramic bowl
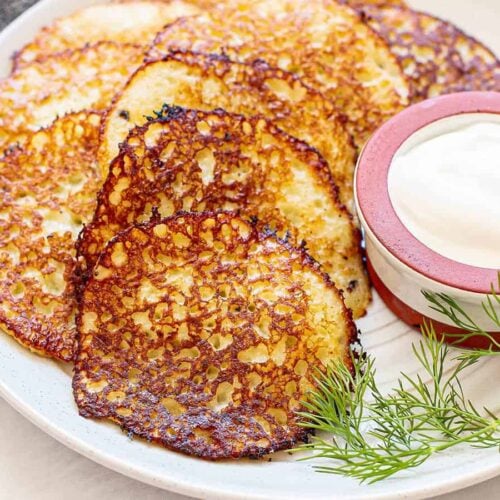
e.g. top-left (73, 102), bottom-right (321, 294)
top-left (355, 92), bottom-right (500, 349)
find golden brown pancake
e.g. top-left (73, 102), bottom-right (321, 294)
top-left (0, 42), bottom-right (144, 153)
top-left (342, 0), bottom-right (407, 7)
top-left (100, 51), bottom-right (356, 210)
top-left (179, 0), bottom-right (408, 9)
top-left (74, 212), bottom-right (357, 459)
top-left (359, 5), bottom-right (500, 100)
top-left (0, 112), bottom-right (102, 362)
top-left (80, 108), bottom-right (369, 317)
top-left (148, 0), bottom-right (410, 148)
top-left (12, 1), bottom-right (199, 69)
top-left (447, 65), bottom-right (500, 93)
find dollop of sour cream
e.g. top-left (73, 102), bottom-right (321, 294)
top-left (388, 117), bottom-right (500, 269)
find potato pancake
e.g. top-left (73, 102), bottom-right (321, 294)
top-left (12, 1), bottom-right (199, 68)
top-left (359, 5), bottom-right (500, 100)
top-left (148, 0), bottom-right (410, 148)
top-left (74, 212), bottom-right (357, 459)
top-left (0, 42), bottom-right (144, 153)
top-left (80, 108), bottom-right (369, 317)
top-left (447, 65), bottom-right (500, 93)
top-left (100, 52), bottom-right (356, 210)
top-left (0, 112), bottom-right (102, 361)
top-left (177, 0), bottom-right (407, 10)
top-left (342, 0), bottom-right (406, 7)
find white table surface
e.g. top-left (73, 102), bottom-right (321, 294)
top-left (0, 396), bottom-right (498, 499)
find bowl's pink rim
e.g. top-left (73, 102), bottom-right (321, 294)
top-left (356, 91), bottom-right (500, 294)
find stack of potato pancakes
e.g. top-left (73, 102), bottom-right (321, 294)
top-left (0, 0), bottom-right (497, 459)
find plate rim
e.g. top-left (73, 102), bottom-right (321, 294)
top-left (1, 332), bottom-right (499, 500)
top-left (0, 1), bottom-right (499, 499)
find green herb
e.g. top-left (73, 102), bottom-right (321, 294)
top-left (297, 279), bottom-right (500, 483)
top-left (145, 104), bottom-right (185, 123)
top-left (422, 274), bottom-right (500, 360)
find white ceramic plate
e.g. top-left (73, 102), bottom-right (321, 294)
top-left (0, 1), bottom-right (499, 499)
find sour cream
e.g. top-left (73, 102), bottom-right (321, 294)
top-left (388, 115), bottom-right (500, 269)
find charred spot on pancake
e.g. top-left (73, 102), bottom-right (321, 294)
top-left (347, 280), bottom-right (359, 292)
top-left (118, 110), bottom-right (130, 121)
top-left (73, 212), bottom-right (357, 459)
top-left (82, 108), bottom-right (370, 317)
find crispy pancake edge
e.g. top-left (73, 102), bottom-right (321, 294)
top-left (0, 111), bottom-right (103, 362)
top-left (80, 107), bottom-right (370, 317)
top-left (98, 49), bottom-right (357, 210)
top-left (74, 210), bottom-right (358, 459)
top-left (359, 4), bottom-right (500, 100)
top-left (146, 0), bottom-right (411, 148)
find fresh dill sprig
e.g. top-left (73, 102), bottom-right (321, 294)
top-left (297, 278), bottom-right (500, 483)
top-left (422, 272), bottom-right (500, 360)
top-left (297, 327), bottom-right (499, 483)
